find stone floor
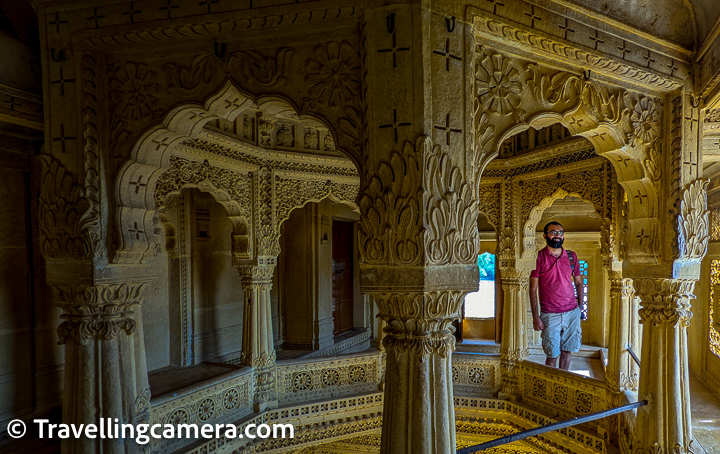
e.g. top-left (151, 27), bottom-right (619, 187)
top-left (690, 373), bottom-right (720, 453)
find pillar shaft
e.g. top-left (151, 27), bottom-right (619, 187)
top-left (499, 268), bottom-right (529, 400)
top-left (53, 282), bottom-right (150, 454)
top-left (374, 291), bottom-right (463, 454)
top-left (606, 272), bottom-right (640, 393)
top-left (238, 264), bottom-right (277, 412)
top-left (634, 278), bottom-right (694, 454)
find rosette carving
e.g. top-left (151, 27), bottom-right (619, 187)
top-left (423, 138), bottom-right (479, 265)
top-left (358, 140), bottom-right (422, 265)
top-left (475, 53), bottom-right (524, 121)
top-left (677, 179), bottom-right (710, 261)
top-left (52, 283), bottom-right (147, 344)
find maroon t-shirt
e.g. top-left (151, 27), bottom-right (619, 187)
top-left (530, 247), bottom-right (580, 313)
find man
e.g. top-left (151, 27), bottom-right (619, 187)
top-left (529, 221), bottom-right (584, 370)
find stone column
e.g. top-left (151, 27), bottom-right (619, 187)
top-left (498, 267), bottom-right (529, 400)
top-left (53, 282), bottom-right (150, 454)
top-left (606, 272), bottom-right (640, 396)
top-left (237, 263), bottom-right (278, 412)
top-left (371, 290), bottom-right (468, 454)
top-left (633, 278), bottom-right (695, 454)
top-left (360, 3), bottom-right (478, 452)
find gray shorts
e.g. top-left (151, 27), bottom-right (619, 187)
top-left (540, 306), bottom-right (581, 358)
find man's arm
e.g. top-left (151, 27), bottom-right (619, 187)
top-left (573, 274), bottom-right (584, 307)
top-left (529, 276), bottom-right (543, 331)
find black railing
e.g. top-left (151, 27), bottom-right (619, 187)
top-left (456, 400), bottom-right (647, 454)
top-left (627, 346), bottom-right (641, 366)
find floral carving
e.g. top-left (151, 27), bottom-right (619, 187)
top-left (358, 139), bottom-right (422, 266)
top-left (475, 54), bottom-right (524, 121)
top-left (630, 97), bottom-right (661, 145)
top-left (38, 154), bottom-right (93, 260)
top-left (109, 62), bottom-right (160, 121)
top-left (678, 179), bottom-right (710, 261)
top-left (164, 48), bottom-right (294, 92)
top-left (423, 138), bottom-right (479, 265)
top-left (304, 41), bottom-right (361, 110)
top-left (52, 283), bottom-right (146, 345)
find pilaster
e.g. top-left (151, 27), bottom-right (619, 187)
top-left (605, 272), bottom-right (640, 395)
top-left (498, 266), bottom-right (530, 400)
top-left (52, 281), bottom-right (150, 454)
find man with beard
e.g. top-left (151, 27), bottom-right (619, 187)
top-left (529, 221), bottom-right (584, 370)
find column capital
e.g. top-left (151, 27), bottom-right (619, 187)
top-left (51, 282), bottom-right (147, 345)
top-left (634, 278), bottom-right (695, 326)
top-left (373, 290), bottom-right (464, 359)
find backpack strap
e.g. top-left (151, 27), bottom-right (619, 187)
top-left (567, 249), bottom-right (575, 274)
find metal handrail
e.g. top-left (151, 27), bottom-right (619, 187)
top-left (627, 346), bottom-right (641, 367)
top-left (456, 400), bottom-right (647, 454)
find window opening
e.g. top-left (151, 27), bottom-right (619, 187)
top-left (710, 260), bottom-right (720, 359)
top-left (464, 253), bottom-right (495, 319)
top-left (578, 260), bottom-right (588, 321)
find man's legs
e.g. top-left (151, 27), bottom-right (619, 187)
top-left (559, 350), bottom-right (572, 370)
top-left (545, 355), bottom-right (558, 367)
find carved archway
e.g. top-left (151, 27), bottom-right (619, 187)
top-left (472, 45), bottom-right (662, 265)
top-left (521, 188), bottom-right (604, 259)
top-left (114, 80), bottom-right (359, 264)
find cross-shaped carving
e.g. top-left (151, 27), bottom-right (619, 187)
top-left (123, 2), bottom-right (142, 23)
top-left (434, 113), bottom-right (462, 146)
top-left (524, 5), bottom-right (542, 29)
top-left (53, 124), bottom-right (77, 154)
top-left (684, 150), bottom-right (698, 178)
top-left (159, 0), bottom-right (180, 19)
top-left (568, 117), bottom-right (584, 128)
top-left (4, 96), bottom-right (20, 111)
top-left (189, 111), bottom-right (210, 121)
top-left (130, 175), bottom-right (147, 194)
top-left (635, 228), bottom-right (650, 245)
top-left (432, 38), bottom-right (462, 72)
top-left (152, 137), bottom-right (172, 152)
top-left (685, 112), bottom-right (698, 132)
top-left (667, 59), bottom-right (678, 77)
top-left (51, 67), bottom-right (75, 97)
top-left (224, 97), bottom-right (244, 109)
top-left (559, 18), bottom-right (575, 40)
top-left (486, 0), bottom-right (505, 15)
top-left (198, 0), bottom-right (219, 14)
top-left (49, 12), bottom-right (68, 34)
top-left (86, 7), bottom-right (106, 28)
top-left (379, 108), bottom-right (412, 143)
top-left (377, 33), bottom-right (410, 69)
top-left (589, 30), bottom-right (604, 50)
top-left (128, 221), bottom-right (145, 240)
top-left (642, 50), bottom-right (655, 69)
top-left (616, 156), bottom-right (632, 167)
top-left (590, 132), bottom-right (607, 142)
top-left (617, 40), bottom-right (631, 60)
top-left (633, 190), bottom-right (648, 205)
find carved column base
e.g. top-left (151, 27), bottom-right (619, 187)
top-left (53, 283), bottom-right (150, 454)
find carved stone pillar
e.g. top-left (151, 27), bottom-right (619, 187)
top-left (498, 267), bottom-right (529, 400)
top-left (238, 263), bottom-right (278, 412)
top-left (360, 3), bottom-right (478, 452)
top-left (606, 272), bottom-right (639, 396)
top-left (633, 278), bottom-right (695, 454)
top-left (372, 291), bottom-right (466, 454)
top-left (53, 282), bottom-right (150, 454)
